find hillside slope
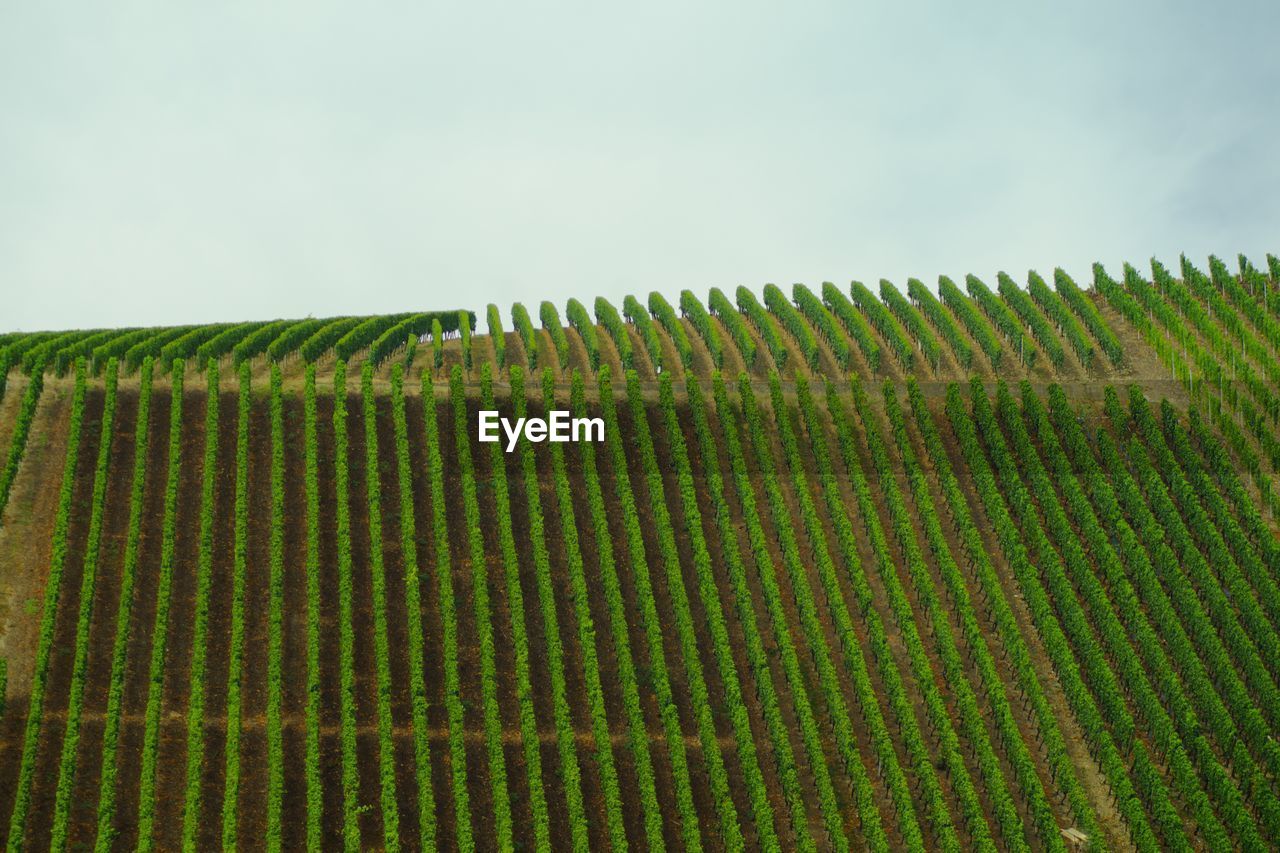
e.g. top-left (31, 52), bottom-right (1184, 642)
top-left (2, 257), bottom-right (1280, 850)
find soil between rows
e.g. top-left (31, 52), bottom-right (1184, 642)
top-left (0, 355), bottom-right (1240, 851)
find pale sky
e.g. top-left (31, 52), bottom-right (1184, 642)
top-left (2, 1), bottom-right (1277, 332)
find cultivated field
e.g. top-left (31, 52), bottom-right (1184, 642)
top-left (2, 256), bottom-right (1280, 850)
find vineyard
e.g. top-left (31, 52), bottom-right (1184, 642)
top-left (2, 255), bottom-right (1280, 850)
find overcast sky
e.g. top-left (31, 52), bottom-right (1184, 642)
top-left (2, 1), bottom-right (1277, 332)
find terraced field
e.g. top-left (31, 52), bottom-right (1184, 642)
top-left (2, 255), bottom-right (1280, 850)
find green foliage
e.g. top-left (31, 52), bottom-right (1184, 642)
top-left (366, 313), bottom-right (442, 368)
top-left (997, 272), bottom-right (1064, 367)
top-left (593, 296), bottom-right (633, 369)
top-left (120, 327), bottom-right (195, 372)
top-left (791, 283), bottom-right (850, 369)
top-left (657, 371), bottom-right (779, 850)
top-left (48, 327), bottom-right (141, 376)
top-left (512, 301), bottom-right (538, 369)
top-left (419, 369), bottom-right (474, 849)
top-left (1049, 387), bottom-right (1280, 843)
top-left (571, 367), bottom-right (663, 848)
top-left (708, 286), bottom-right (757, 366)
top-left (266, 365), bottom-right (286, 849)
top-left (967, 274), bottom-right (1034, 365)
top-left (1160, 401), bottom-right (1280, 638)
top-left (449, 365), bottom-right (511, 849)
top-left (545, 368), bottom-right (628, 851)
top-left (487, 303), bottom-right (507, 368)
top-left (222, 363), bottom-right (252, 850)
top-left (906, 278), bottom-right (972, 368)
top-left (194, 320), bottom-right (274, 364)
top-left (135, 361), bottom-right (184, 852)
top-left (333, 361), bottom-right (363, 851)
top-left (888, 381), bottom-right (1065, 849)
top-left (302, 365), bottom-right (325, 849)
top-left (629, 370), bottom-right (742, 848)
top-left (20, 329), bottom-right (101, 375)
top-left (849, 280), bottom-right (914, 369)
top-left (736, 286), bottom-right (788, 368)
top-left (853, 380), bottom-right (1016, 849)
top-left (1145, 259), bottom-right (1280, 452)
top-left (1102, 253), bottom-right (1280, 510)
top-left (880, 279), bottom-right (941, 369)
top-left (649, 291), bottom-right (694, 367)
top-left (763, 283), bottom-right (819, 368)
top-left (432, 317), bottom-right (444, 370)
top-left (1006, 385), bottom-right (1248, 850)
top-left (820, 281), bottom-right (881, 370)
top-left (306, 312), bottom-right (468, 366)
top-left (0, 368), bottom-right (45, 519)
top-left (680, 289), bottom-right (723, 366)
top-left (94, 359), bottom-right (154, 851)
top-left (1052, 268), bottom-right (1121, 365)
top-left (160, 324), bottom-right (233, 373)
top-left (337, 315), bottom-right (407, 361)
top-left (1109, 396), bottom-right (1280, 742)
top-left (565, 297), bottom-right (600, 371)
top-left (739, 372), bottom-right (915, 850)
top-left (6, 361), bottom-right (88, 852)
top-left (508, 365), bottom-right (589, 851)
top-left (267, 318), bottom-right (327, 362)
top-left (49, 361), bottom-right (119, 851)
top-left (478, 364), bottom-right (549, 849)
top-left (402, 333), bottom-right (417, 370)
top-left (300, 317), bottom-right (364, 362)
top-left (1208, 254), bottom-right (1235, 291)
top-left (623, 294), bottom-right (664, 371)
top-left (539, 300), bottom-right (570, 368)
top-left (1211, 257), bottom-right (1280, 355)
top-left (1125, 391), bottom-right (1280, 687)
top-left (181, 360), bottom-right (221, 850)
top-left (1, 331), bottom-right (58, 367)
top-left (361, 363), bottom-right (403, 850)
top-left (1189, 255), bottom-right (1280, 390)
top-left (1094, 262), bottom-right (1187, 378)
top-left (597, 368), bottom-right (699, 848)
top-left (19, 256), bottom-right (1280, 848)
top-left (1186, 407), bottom-right (1280, 593)
top-left (939, 275), bottom-right (1002, 365)
top-left (685, 373), bottom-right (818, 850)
top-left (389, 365), bottom-right (438, 848)
top-left (798, 376), bottom-right (955, 850)
top-left (231, 318), bottom-right (293, 365)
top-left (906, 379), bottom-right (1100, 840)
top-left (950, 380), bottom-right (1174, 851)
top-left (459, 309), bottom-right (473, 370)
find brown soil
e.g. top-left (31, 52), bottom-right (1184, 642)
top-left (0, 374), bottom-right (33, 467)
top-left (61, 388), bottom-right (142, 847)
top-left (0, 379), bottom-right (75, 699)
top-left (0, 285), bottom-right (1268, 850)
top-left (12, 389), bottom-right (104, 849)
top-left (925, 394), bottom-right (1131, 849)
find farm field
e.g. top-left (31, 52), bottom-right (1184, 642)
top-left (2, 256), bottom-right (1280, 850)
